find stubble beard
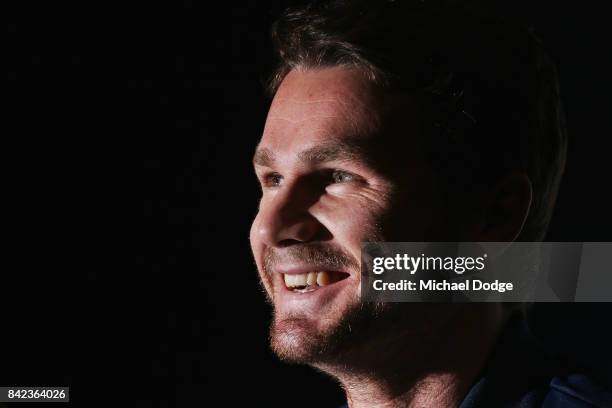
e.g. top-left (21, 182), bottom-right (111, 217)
top-left (267, 284), bottom-right (457, 373)
top-left (261, 241), bottom-right (450, 370)
top-left (261, 242), bottom-right (392, 366)
top-left (269, 293), bottom-right (390, 366)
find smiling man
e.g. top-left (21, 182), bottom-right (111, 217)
top-left (249, 1), bottom-right (607, 407)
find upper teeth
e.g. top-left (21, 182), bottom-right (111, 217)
top-left (284, 271), bottom-right (332, 288)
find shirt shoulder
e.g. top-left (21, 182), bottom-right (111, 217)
top-left (460, 314), bottom-right (612, 408)
top-left (542, 373), bottom-right (612, 408)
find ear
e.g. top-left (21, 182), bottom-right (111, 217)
top-left (472, 173), bottom-right (533, 242)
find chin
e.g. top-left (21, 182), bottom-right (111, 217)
top-left (269, 298), bottom-right (384, 365)
top-left (270, 315), bottom-right (332, 363)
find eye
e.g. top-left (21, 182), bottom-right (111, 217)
top-left (263, 172), bottom-right (283, 187)
top-left (331, 170), bottom-right (355, 184)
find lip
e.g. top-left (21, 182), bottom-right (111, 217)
top-left (274, 264), bottom-right (350, 276)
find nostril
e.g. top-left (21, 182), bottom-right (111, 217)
top-left (277, 238), bottom-right (303, 248)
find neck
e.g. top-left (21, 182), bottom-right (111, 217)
top-left (314, 304), bottom-right (507, 408)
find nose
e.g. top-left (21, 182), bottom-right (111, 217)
top-left (254, 181), bottom-right (327, 247)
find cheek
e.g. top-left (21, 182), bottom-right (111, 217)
top-left (316, 191), bottom-right (388, 243)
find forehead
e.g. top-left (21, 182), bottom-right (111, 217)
top-left (260, 67), bottom-right (384, 154)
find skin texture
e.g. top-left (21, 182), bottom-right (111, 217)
top-left (250, 66), bottom-right (531, 407)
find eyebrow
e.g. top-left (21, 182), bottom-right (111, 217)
top-left (252, 142), bottom-right (367, 167)
top-left (252, 148), bottom-right (275, 167)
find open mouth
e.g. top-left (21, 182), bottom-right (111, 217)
top-left (283, 271), bottom-right (350, 293)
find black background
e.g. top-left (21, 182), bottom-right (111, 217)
top-left (4, 1), bottom-right (612, 406)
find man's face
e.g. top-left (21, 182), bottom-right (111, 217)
top-left (250, 67), bottom-right (448, 364)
